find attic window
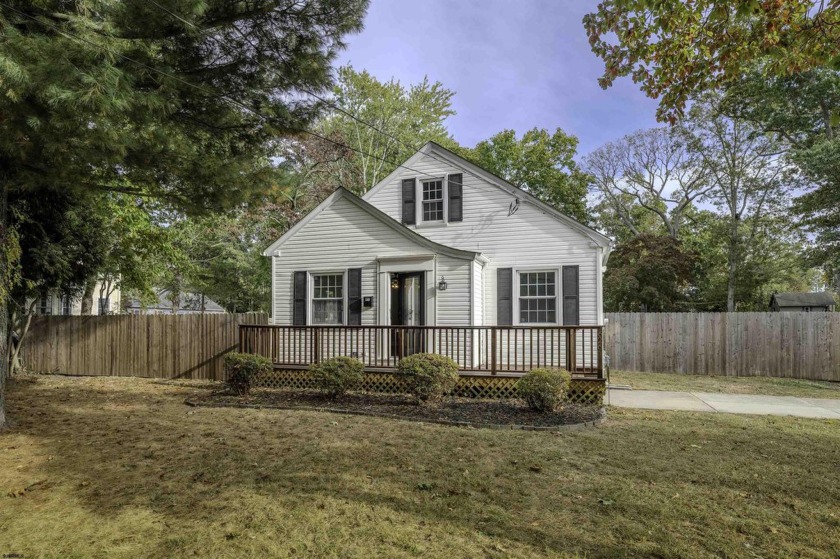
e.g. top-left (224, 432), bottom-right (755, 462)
top-left (421, 179), bottom-right (444, 222)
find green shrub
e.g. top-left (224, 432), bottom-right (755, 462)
top-left (397, 353), bottom-right (459, 403)
top-left (516, 368), bottom-right (572, 412)
top-left (309, 356), bottom-right (365, 398)
top-left (224, 352), bottom-right (272, 395)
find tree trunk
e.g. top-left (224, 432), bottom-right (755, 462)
top-left (1, 183), bottom-right (10, 429)
top-left (80, 277), bottom-right (96, 315)
top-left (726, 216), bottom-right (740, 312)
top-left (0, 300), bottom-right (7, 430)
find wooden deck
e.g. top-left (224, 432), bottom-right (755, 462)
top-left (239, 324), bottom-right (604, 379)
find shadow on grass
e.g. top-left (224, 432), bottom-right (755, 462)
top-left (6, 376), bottom-right (840, 558)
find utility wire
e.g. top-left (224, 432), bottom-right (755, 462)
top-left (0, 2), bottom-right (437, 180)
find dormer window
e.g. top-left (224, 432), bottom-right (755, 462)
top-left (401, 173), bottom-right (463, 226)
top-left (422, 179), bottom-right (444, 222)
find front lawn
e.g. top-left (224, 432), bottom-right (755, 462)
top-left (2, 375), bottom-right (839, 558)
top-left (610, 369), bottom-right (840, 399)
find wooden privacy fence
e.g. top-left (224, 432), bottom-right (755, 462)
top-left (605, 312), bottom-right (840, 381)
top-left (21, 313), bottom-right (267, 380)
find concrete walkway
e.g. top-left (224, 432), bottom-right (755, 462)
top-left (608, 389), bottom-right (840, 419)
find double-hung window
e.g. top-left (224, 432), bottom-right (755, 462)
top-left (421, 179), bottom-right (444, 222)
top-left (518, 271), bottom-right (557, 324)
top-left (39, 295), bottom-right (52, 316)
top-left (312, 273), bottom-right (344, 324)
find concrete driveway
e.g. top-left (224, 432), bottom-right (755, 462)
top-left (608, 389), bottom-right (840, 419)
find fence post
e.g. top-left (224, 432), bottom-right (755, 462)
top-left (490, 328), bottom-right (497, 375)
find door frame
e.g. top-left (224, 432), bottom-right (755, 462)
top-left (377, 255), bottom-right (437, 362)
top-left (376, 255), bottom-right (436, 327)
top-left (390, 271), bottom-right (426, 327)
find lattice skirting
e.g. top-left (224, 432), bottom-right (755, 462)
top-left (254, 369), bottom-right (605, 406)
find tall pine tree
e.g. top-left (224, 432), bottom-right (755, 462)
top-left (0, 0), bottom-right (368, 428)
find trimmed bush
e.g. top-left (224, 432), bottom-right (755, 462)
top-left (224, 352), bottom-right (272, 395)
top-left (516, 368), bottom-right (572, 412)
top-left (309, 356), bottom-right (365, 398)
top-left (397, 353), bottom-right (459, 403)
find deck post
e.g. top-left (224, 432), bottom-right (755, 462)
top-left (490, 328), bottom-right (497, 375)
top-left (312, 328), bottom-right (320, 364)
top-left (597, 327), bottom-right (603, 378)
top-left (565, 329), bottom-right (572, 372)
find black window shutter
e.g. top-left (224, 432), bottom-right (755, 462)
top-left (562, 266), bottom-right (579, 326)
top-left (448, 173), bottom-right (463, 222)
top-left (401, 178), bottom-right (416, 224)
top-left (293, 271), bottom-right (307, 325)
top-left (497, 268), bottom-right (513, 325)
top-left (347, 268), bottom-right (362, 326)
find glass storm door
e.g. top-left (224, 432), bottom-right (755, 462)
top-left (390, 272), bottom-right (425, 357)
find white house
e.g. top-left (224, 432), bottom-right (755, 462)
top-left (260, 142), bottom-right (610, 376)
top-left (125, 289), bottom-right (226, 315)
top-left (34, 280), bottom-right (121, 316)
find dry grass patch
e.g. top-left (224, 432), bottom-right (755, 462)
top-left (1, 374), bottom-right (839, 558)
top-left (610, 369), bottom-right (840, 399)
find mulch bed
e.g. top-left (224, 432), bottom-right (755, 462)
top-left (187, 388), bottom-right (605, 430)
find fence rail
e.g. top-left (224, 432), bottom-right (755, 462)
top-left (605, 312), bottom-right (840, 381)
top-left (239, 324), bottom-right (604, 378)
top-left (20, 313), bottom-right (267, 380)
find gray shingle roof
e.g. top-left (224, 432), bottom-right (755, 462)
top-left (771, 292), bottom-right (836, 307)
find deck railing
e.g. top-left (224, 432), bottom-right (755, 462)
top-left (239, 325), bottom-right (604, 378)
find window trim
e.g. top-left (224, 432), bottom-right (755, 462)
top-left (308, 270), bottom-right (347, 326)
top-left (513, 268), bottom-right (560, 325)
top-left (413, 176), bottom-right (453, 227)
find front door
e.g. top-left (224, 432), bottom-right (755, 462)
top-left (390, 272), bottom-right (425, 357)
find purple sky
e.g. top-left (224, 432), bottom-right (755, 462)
top-left (337, 0), bottom-right (661, 157)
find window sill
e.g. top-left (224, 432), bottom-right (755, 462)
top-left (415, 221), bottom-right (448, 229)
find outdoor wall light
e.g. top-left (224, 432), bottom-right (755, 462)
top-left (438, 276), bottom-right (448, 291)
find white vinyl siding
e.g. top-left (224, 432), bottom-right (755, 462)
top-left (472, 260), bottom-right (484, 326)
top-left (271, 195), bottom-right (474, 325)
top-left (364, 152), bottom-right (602, 325)
top-left (435, 256), bottom-right (471, 326)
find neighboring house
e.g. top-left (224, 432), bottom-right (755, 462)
top-left (260, 142), bottom-right (610, 375)
top-left (125, 289), bottom-right (226, 315)
top-left (33, 280), bottom-right (121, 316)
top-left (770, 292), bottom-right (836, 312)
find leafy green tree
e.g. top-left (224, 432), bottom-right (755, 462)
top-left (170, 212), bottom-right (272, 313)
top-left (604, 234), bottom-right (698, 312)
top-left (466, 128), bottom-right (591, 222)
top-left (683, 211), bottom-right (819, 310)
top-left (318, 66), bottom-right (456, 193)
top-left (721, 70), bottom-right (840, 288)
top-left (684, 95), bottom-right (787, 311)
top-left (584, 0), bottom-right (840, 122)
top-left (0, 0), bottom-right (368, 427)
top-left (6, 189), bottom-right (108, 372)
